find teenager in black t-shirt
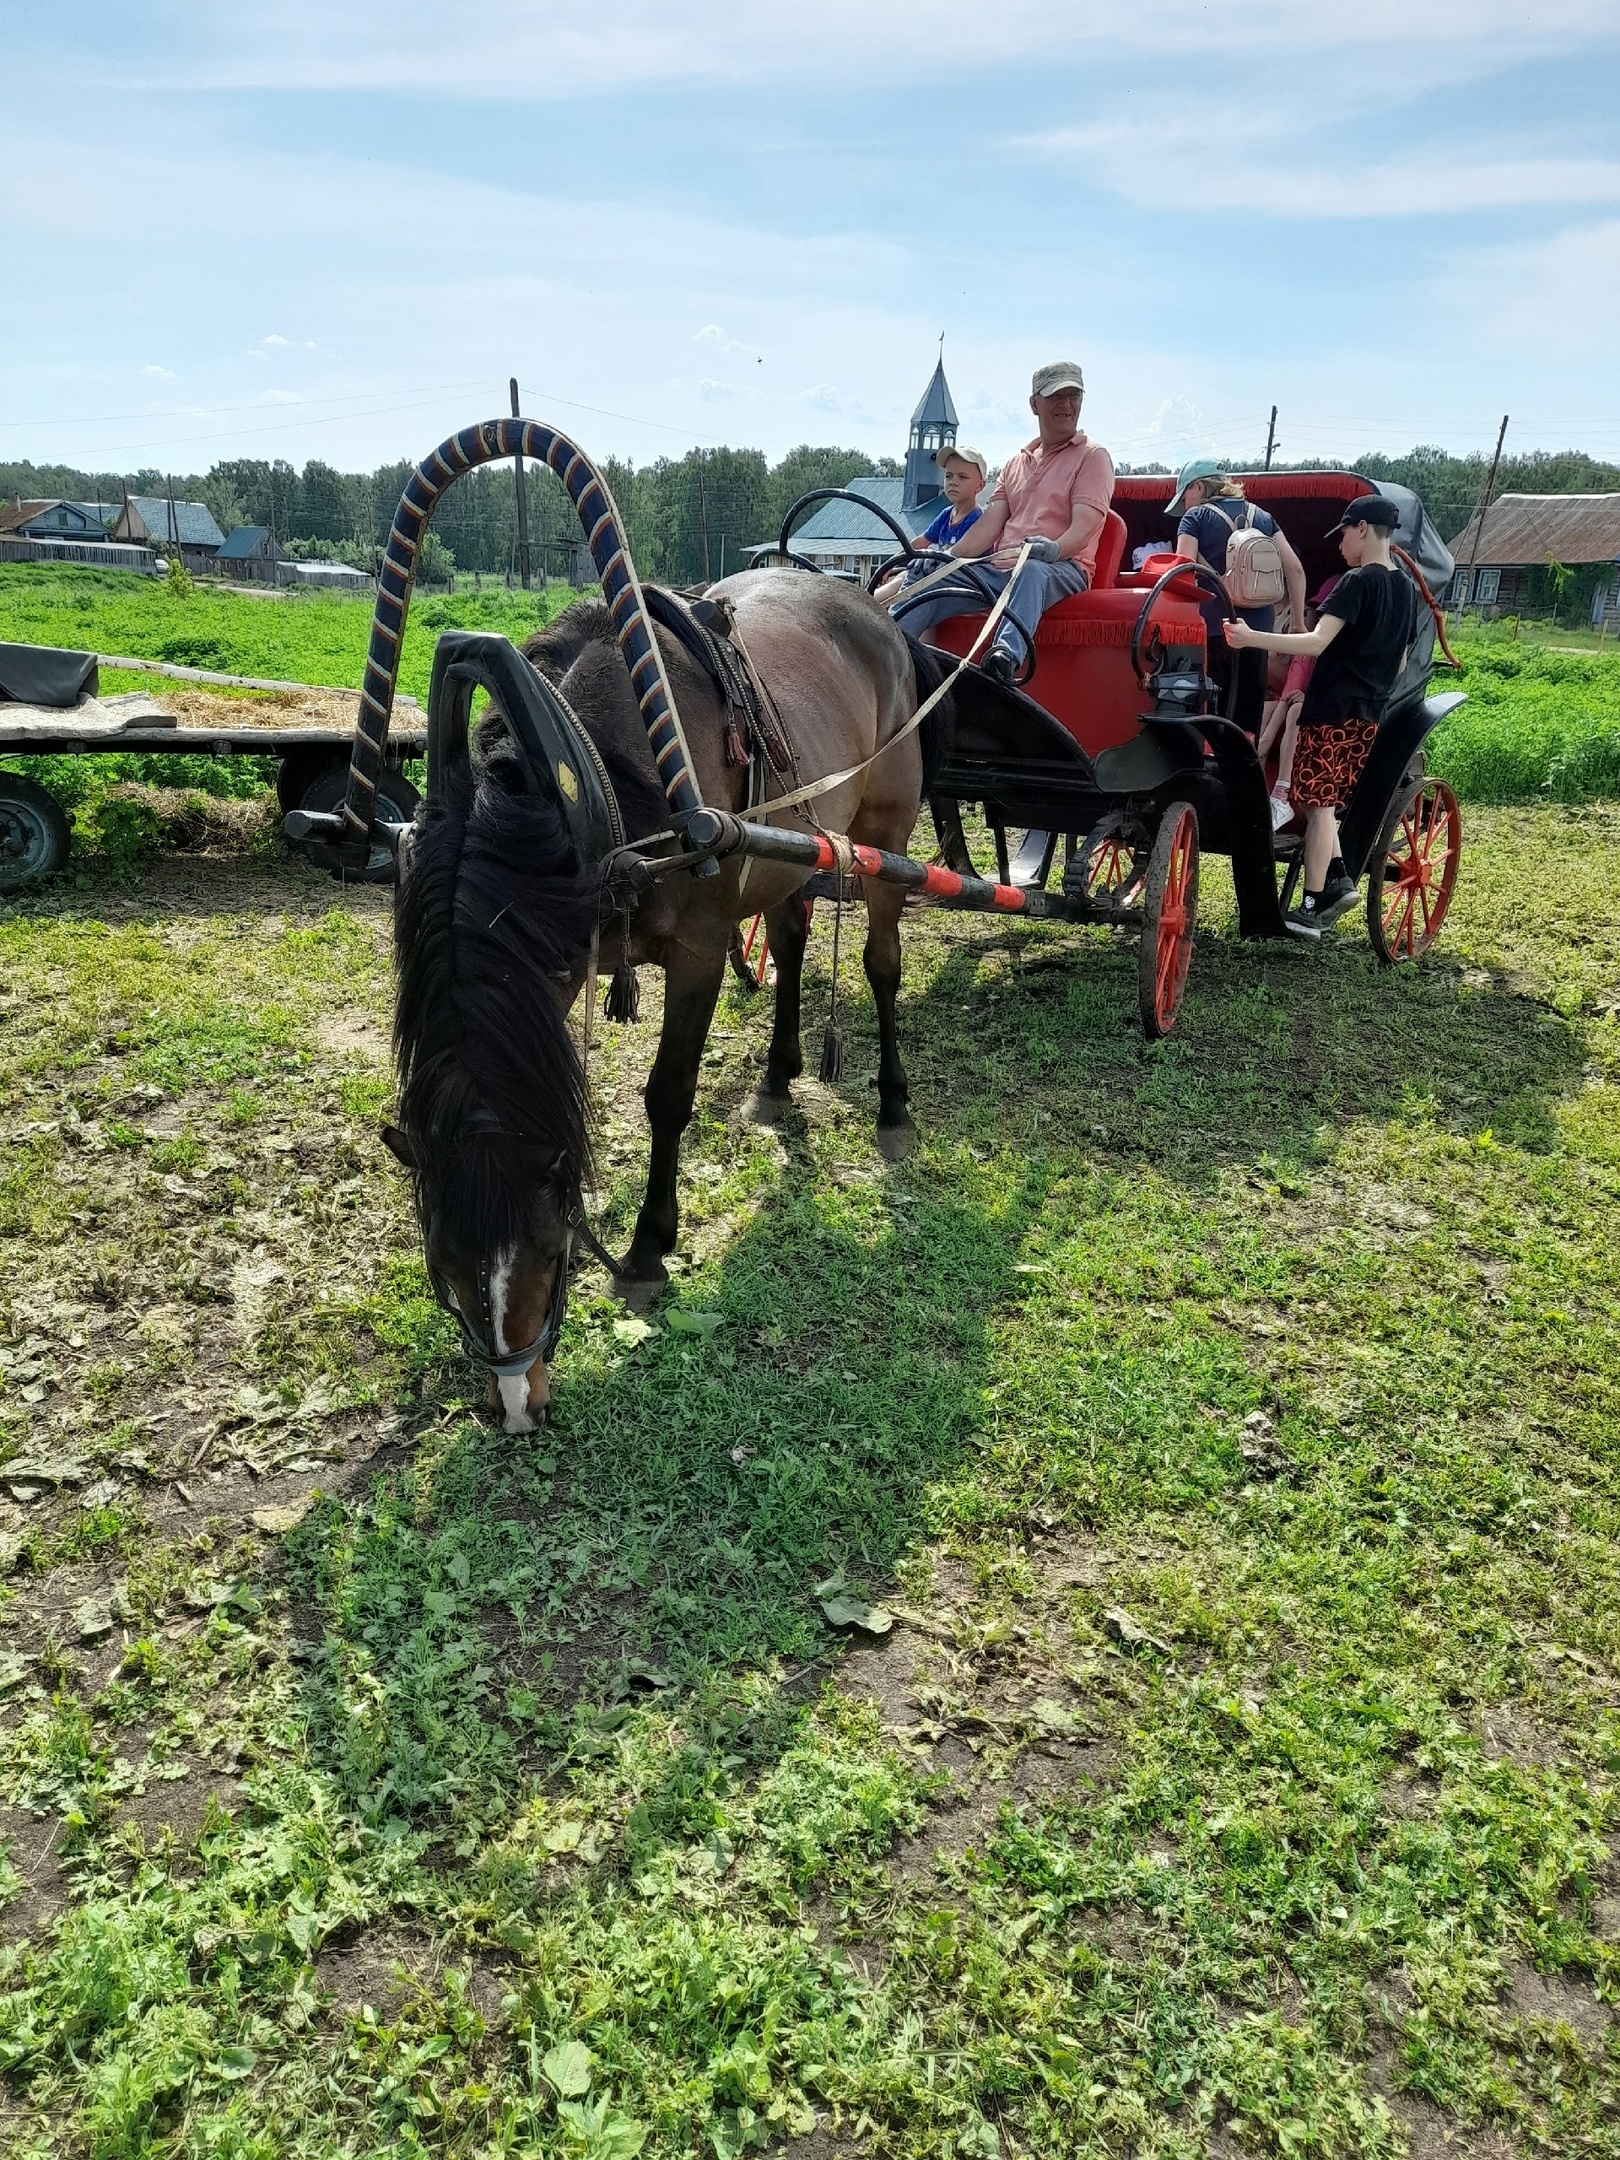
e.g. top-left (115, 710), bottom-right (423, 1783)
top-left (1225, 497), bottom-right (1417, 931)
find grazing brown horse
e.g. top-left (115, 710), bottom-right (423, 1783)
top-left (384, 569), bottom-right (948, 1433)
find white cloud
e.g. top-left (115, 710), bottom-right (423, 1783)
top-left (261, 333), bottom-right (290, 347)
top-left (1020, 122), bottom-right (1620, 218)
top-left (141, 363), bottom-right (177, 378)
top-left (88, 0), bottom-right (1620, 97)
top-left (1437, 216), bottom-right (1620, 359)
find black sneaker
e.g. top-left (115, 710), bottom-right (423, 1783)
top-left (979, 649), bottom-right (1017, 688)
top-left (1286, 873), bottom-right (1357, 937)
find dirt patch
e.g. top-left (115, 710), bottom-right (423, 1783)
top-left (114, 1761), bottom-right (244, 1851)
top-left (1504, 1960), bottom-right (1611, 2049)
top-left (0, 1802), bottom-right (67, 1942)
top-left (1478, 1707), bottom-right (1566, 1769)
top-left (316, 1928), bottom-right (505, 2028)
top-left (1366, 2036), bottom-right (1521, 2158)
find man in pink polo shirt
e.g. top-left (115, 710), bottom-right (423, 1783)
top-left (890, 360), bottom-right (1114, 686)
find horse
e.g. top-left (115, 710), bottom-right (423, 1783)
top-left (382, 568), bottom-right (950, 1434)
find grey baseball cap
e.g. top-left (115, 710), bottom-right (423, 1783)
top-left (1031, 360), bottom-right (1085, 397)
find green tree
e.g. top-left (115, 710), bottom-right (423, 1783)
top-left (297, 459), bottom-right (352, 541)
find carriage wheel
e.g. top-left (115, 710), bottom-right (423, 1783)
top-left (1138, 802), bottom-right (1199, 1038)
top-left (1366, 778), bottom-right (1460, 964)
top-left (1082, 832), bottom-right (1147, 906)
top-left (1071, 811), bottom-right (1149, 911)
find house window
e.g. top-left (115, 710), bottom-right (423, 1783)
top-left (1475, 568), bottom-right (1501, 606)
top-left (1451, 569), bottom-right (1471, 606)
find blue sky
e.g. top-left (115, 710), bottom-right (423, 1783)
top-left (4, 0), bottom-right (1619, 480)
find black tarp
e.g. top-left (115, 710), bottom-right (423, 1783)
top-left (0, 643), bottom-right (99, 707)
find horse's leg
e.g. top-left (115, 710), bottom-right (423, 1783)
top-left (862, 877), bottom-right (915, 1161)
top-left (747, 892), bottom-right (811, 1125)
top-left (619, 948), bottom-right (727, 1306)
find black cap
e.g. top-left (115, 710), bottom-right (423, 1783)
top-left (1326, 494), bottom-right (1401, 536)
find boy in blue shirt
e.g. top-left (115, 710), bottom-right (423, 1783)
top-left (920, 445), bottom-right (987, 551)
top-left (874, 446), bottom-right (986, 605)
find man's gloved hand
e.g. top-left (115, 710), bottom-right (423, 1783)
top-left (1023, 536), bottom-right (1063, 563)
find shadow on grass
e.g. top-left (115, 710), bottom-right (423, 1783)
top-left (891, 906), bottom-right (1582, 1175)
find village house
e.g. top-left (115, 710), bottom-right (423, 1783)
top-left (216, 523), bottom-right (291, 583)
top-left (111, 494), bottom-right (226, 572)
top-left (0, 498), bottom-right (157, 571)
top-left (1447, 493), bottom-right (1620, 629)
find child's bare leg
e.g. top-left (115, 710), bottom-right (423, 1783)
top-left (1257, 700), bottom-right (1283, 757)
top-left (1276, 708), bottom-right (1298, 793)
top-left (1303, 806), bottom-right (1339, 890)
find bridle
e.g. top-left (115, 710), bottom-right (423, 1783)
top-left (419, 1170), bottom-right (628, 1379)
top-left (425, 1227), bottom-right (574, 1377)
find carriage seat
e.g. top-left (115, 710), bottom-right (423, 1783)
top-left (932, 501), bottom-right (1205, 760)
top-left (1087, 508), bottom-right (1127, 594)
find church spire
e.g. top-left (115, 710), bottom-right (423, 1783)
top-left (903, 354), bottom-right (959, 511)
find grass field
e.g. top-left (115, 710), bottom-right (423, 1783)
top-left (4, 568), bottom-right (1619, 827)
top-left (1, 796), bottom-right (1618, 2157)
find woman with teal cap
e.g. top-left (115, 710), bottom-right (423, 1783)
top-left (1167, 460), bottom-right (1307, 781)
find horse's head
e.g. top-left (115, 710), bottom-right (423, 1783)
top-left (391, 742), bottom-right (599, 1435)
top-left (383, 1118), bottom-right (577, 1432)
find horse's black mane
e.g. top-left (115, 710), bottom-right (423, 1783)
top-left (394, 744), bottom-right (595, 1257)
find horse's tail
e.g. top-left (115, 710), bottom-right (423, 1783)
top-left (904, 633), bottom-right (956, 797)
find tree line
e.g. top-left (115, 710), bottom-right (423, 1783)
top-left (0, 446), bottom-right (900, 586)
top-left (4, 440), bottom-right (1616, 583)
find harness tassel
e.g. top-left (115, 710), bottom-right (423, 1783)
top-left (604, 912), bottom-right (640, 1024)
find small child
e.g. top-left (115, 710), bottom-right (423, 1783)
top-left (873, 446), bottom-right (987, 605)
top-left (1258, 577), bottom-right (1339, 830)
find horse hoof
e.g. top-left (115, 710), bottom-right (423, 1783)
top-left (746, 1087), bottom-right (790, 1127)
top-left (876, 1120), bottom-right (917, 1162)
top-left (614, 1269), bottom-right (667, 1314)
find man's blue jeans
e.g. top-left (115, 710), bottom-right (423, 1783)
top-left (891, 556), bottom-right (1090, 664)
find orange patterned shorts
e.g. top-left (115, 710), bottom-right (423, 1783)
top-left (1293, 717), bottom-right (1378, 811)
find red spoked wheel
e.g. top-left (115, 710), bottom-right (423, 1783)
top-left (1366, 778), bottom-right (1461, 964)
top-left (1138, 801), bottom-right (1199, 1038)
top-left (1073, 812), bottom-right (1149, 910)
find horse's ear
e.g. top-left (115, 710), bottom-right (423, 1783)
top-left (380, 1122), bottom-right (417, 1168)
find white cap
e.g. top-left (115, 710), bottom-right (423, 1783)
top-left (935, 443), bottom-right (988, 484)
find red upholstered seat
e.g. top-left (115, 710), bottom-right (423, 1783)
top-left (1090, 507), bottom-right (1127, 593)
top-left (934, 546), bottom-right (1206, 759)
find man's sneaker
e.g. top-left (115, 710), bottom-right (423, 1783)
top-left (1269, 791), bottom-right (1293, 832)
top-left (1287, 872), bottom-right (1358, 936)
top-left (979, 649), bottom-right (1017, 688)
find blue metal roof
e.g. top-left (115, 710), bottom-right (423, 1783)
top-left (124, 496), bottom-right (225, 549)
top-left (788, 478), bottom-right (937, 548)
top-left (218, 524), bottom-right (277, 559)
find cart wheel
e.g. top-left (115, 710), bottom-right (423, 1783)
top-left (276, 748), bottom-right (339, 816)
top-left (294, 761), bottom-right (422, 884)
top-left (1138, 801), bottom-right (1199, 1038)
top-left (1077, 829), bottom-right (1148, 907)
top-left (0, 774), bottom-right (71, 892)
top-left (1367, 777), bottom-right (1460, 964)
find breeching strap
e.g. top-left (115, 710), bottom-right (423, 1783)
top-left (338, 418), bottom-right (703, 849)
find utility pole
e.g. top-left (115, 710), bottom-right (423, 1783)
top-left (166, 473), bottom-right (180, 556)
top-left (1462, 414), bottom-right (1509, 611)
top-left (510, 377), bottom-right (531, 590)
top-left (695, 450), bottom-right (711, 583)
top-left (1263, 406), bottom-right (1278, 471)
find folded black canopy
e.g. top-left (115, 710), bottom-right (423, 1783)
top-left (0, 643), bottom-right (99, 708)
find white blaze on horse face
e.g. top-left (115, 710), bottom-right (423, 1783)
top-left (487, 1248), bottom-right (536, 1435)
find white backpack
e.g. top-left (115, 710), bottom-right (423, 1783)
top-left (1202, 501), bottom-right (1287, 610)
